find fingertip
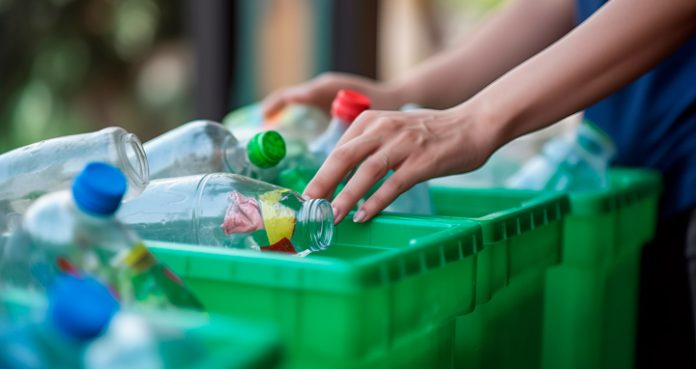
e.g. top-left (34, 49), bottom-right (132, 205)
top-left (352, 209), bottom-right (367, 223)
top-left (331, 204), bottom-right (346, 225)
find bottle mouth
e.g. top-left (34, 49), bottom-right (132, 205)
top-left (117, 132), bottom-right (150, 200)
top-left (221, 134), bottom-right (243, 174)
top-left (297, 198), bottom-right (334, 252)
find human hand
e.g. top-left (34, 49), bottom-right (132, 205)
top-left (262, 72), bottom-right (405, 119)
top-left (303, 104), bottom-right (501, 224)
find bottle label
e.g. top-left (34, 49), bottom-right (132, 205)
top-left (262, 237), bottom-right (296, 253)
top-left (118, 243), bottom-right (157, 273)
top-left (56, 256), bottom-right (80, 276)
top-left (259, 190), bottom-right (296, 246)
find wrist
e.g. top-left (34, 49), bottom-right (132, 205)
top-left (452, 95), bottom-right (513, 159)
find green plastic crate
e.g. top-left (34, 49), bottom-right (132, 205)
top-left (148, 215), bottom-right (482, 369)
top-left (411, 187), bottom-right (568, 369)
top-left (542, 168), bottom-right (660, 369)
top-left (0, 288), bottom-right (283, 369)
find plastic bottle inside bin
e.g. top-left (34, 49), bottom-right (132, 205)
top-left (506, 120), bottom-right (615, 191)
top-left (308, 89), bottom-right (371, 162)
top-left (117, 174), bottom-right (334, 255)
top-left (0, 275), bottom-right (119, 369)
top-left (0, 162), bottom-right (202, 310)
top-left (144, 120), bottom-right (286, 182)
top-left (0, 127), bottom-right (149, 235)
top-left (276, 90), bottom-right (371, 190)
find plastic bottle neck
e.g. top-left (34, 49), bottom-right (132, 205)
top-left (221, 134), bottom-right (245, 174)
top-left (114, 129), bottom-right (149, 199)
top-left (308, 118), bottom-right (349, 156)
top-left (294, 198), bottom-right (334, 253)
top-left (575, 122), bottom-right (616, 162)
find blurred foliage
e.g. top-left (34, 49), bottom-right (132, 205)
top-left (0, 0), bottom-right (192, 153)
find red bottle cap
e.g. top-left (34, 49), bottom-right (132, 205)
top-left (331, 89), bottom-right (371, 124)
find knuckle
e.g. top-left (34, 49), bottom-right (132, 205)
top-left (336, 186), bottom-right (358, 203)
top-left (373, 116), bottom-right (395, 130)
top-left (387, 174), bottom-right (410, 193)
top-left (330, 146), bottom-right (353, 162)
top-left (362, 157), bottom-right (388, 177)
top-left (400, 129), bottom-right (419, 142)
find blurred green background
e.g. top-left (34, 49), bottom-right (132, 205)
top-left (0, 0), bottom-right (504, 153)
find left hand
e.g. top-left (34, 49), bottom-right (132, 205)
top-left (303, 105), bottom-right (500, 224)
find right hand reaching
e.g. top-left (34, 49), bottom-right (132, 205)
top-left (262, 72), bottom-right (405, 119)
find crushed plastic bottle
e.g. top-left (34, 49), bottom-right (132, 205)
top-left (0, 162), bottom-right (202, 310)
top-left (0, 127), bottom-right (149, 241)
top-left (144, 120), bottom-right (286, 182)
top-left (117, 174), bottom-right (334, 256)
top-left (506, 120), bottom-right (616, 191)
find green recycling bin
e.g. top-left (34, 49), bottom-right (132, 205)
top-left (541, 168), bottom-right (660, 369)
top-left (418, 187), bottom-right (569, 369)
top-left (149, 214), bottom-right (482, 369)
top-left (276, 169), bottom-right (569, 369)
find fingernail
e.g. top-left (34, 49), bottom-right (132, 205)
top-left (331, 205), bottom-right (342, 224)
top-left (353, 209), bottom-right (367, 223)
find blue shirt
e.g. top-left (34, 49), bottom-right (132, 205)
top-left (576, 0), bottom-right (696, 216)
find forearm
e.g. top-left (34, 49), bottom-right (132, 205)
top-left (391, 0), bottom-right (576, 109)
top-left (468, 0), bottom-right (696, 148)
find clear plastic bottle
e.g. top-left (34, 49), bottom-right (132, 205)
top-left (307, 89), bottom-right (371, 161)
top-left (505, 120), bottom-right (616, 191)
top-left (117, 173), bottom-right (334, 255)
top-left (0, 163), bottom-right (202, 310)
top-left (276, 90), bottom-right (371, 189)
top-left (144, 120), bottom-right (286, 181)
top-left (0, 127), bottom-right (149, 236)
top-left (0, 275), bottom-right (119, 369)
top-left (223, 102), bottom-right (330, 144)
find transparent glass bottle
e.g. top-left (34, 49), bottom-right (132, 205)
top-left (144, 120), bottom-right (286, 182)
top-left (0, 127), bottom-right (149, 235)
top-left (117, 174), bottom-right (334, 255)
top-left (0, 163), bottom-right (202, 310)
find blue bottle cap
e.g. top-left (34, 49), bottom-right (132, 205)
top-left (48, 274), bottom-right (120, 341)
top-left (72, 162), bottom-right (127, 216)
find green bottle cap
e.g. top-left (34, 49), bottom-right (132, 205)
top-left (246, 131), bottom-right (287, 168)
